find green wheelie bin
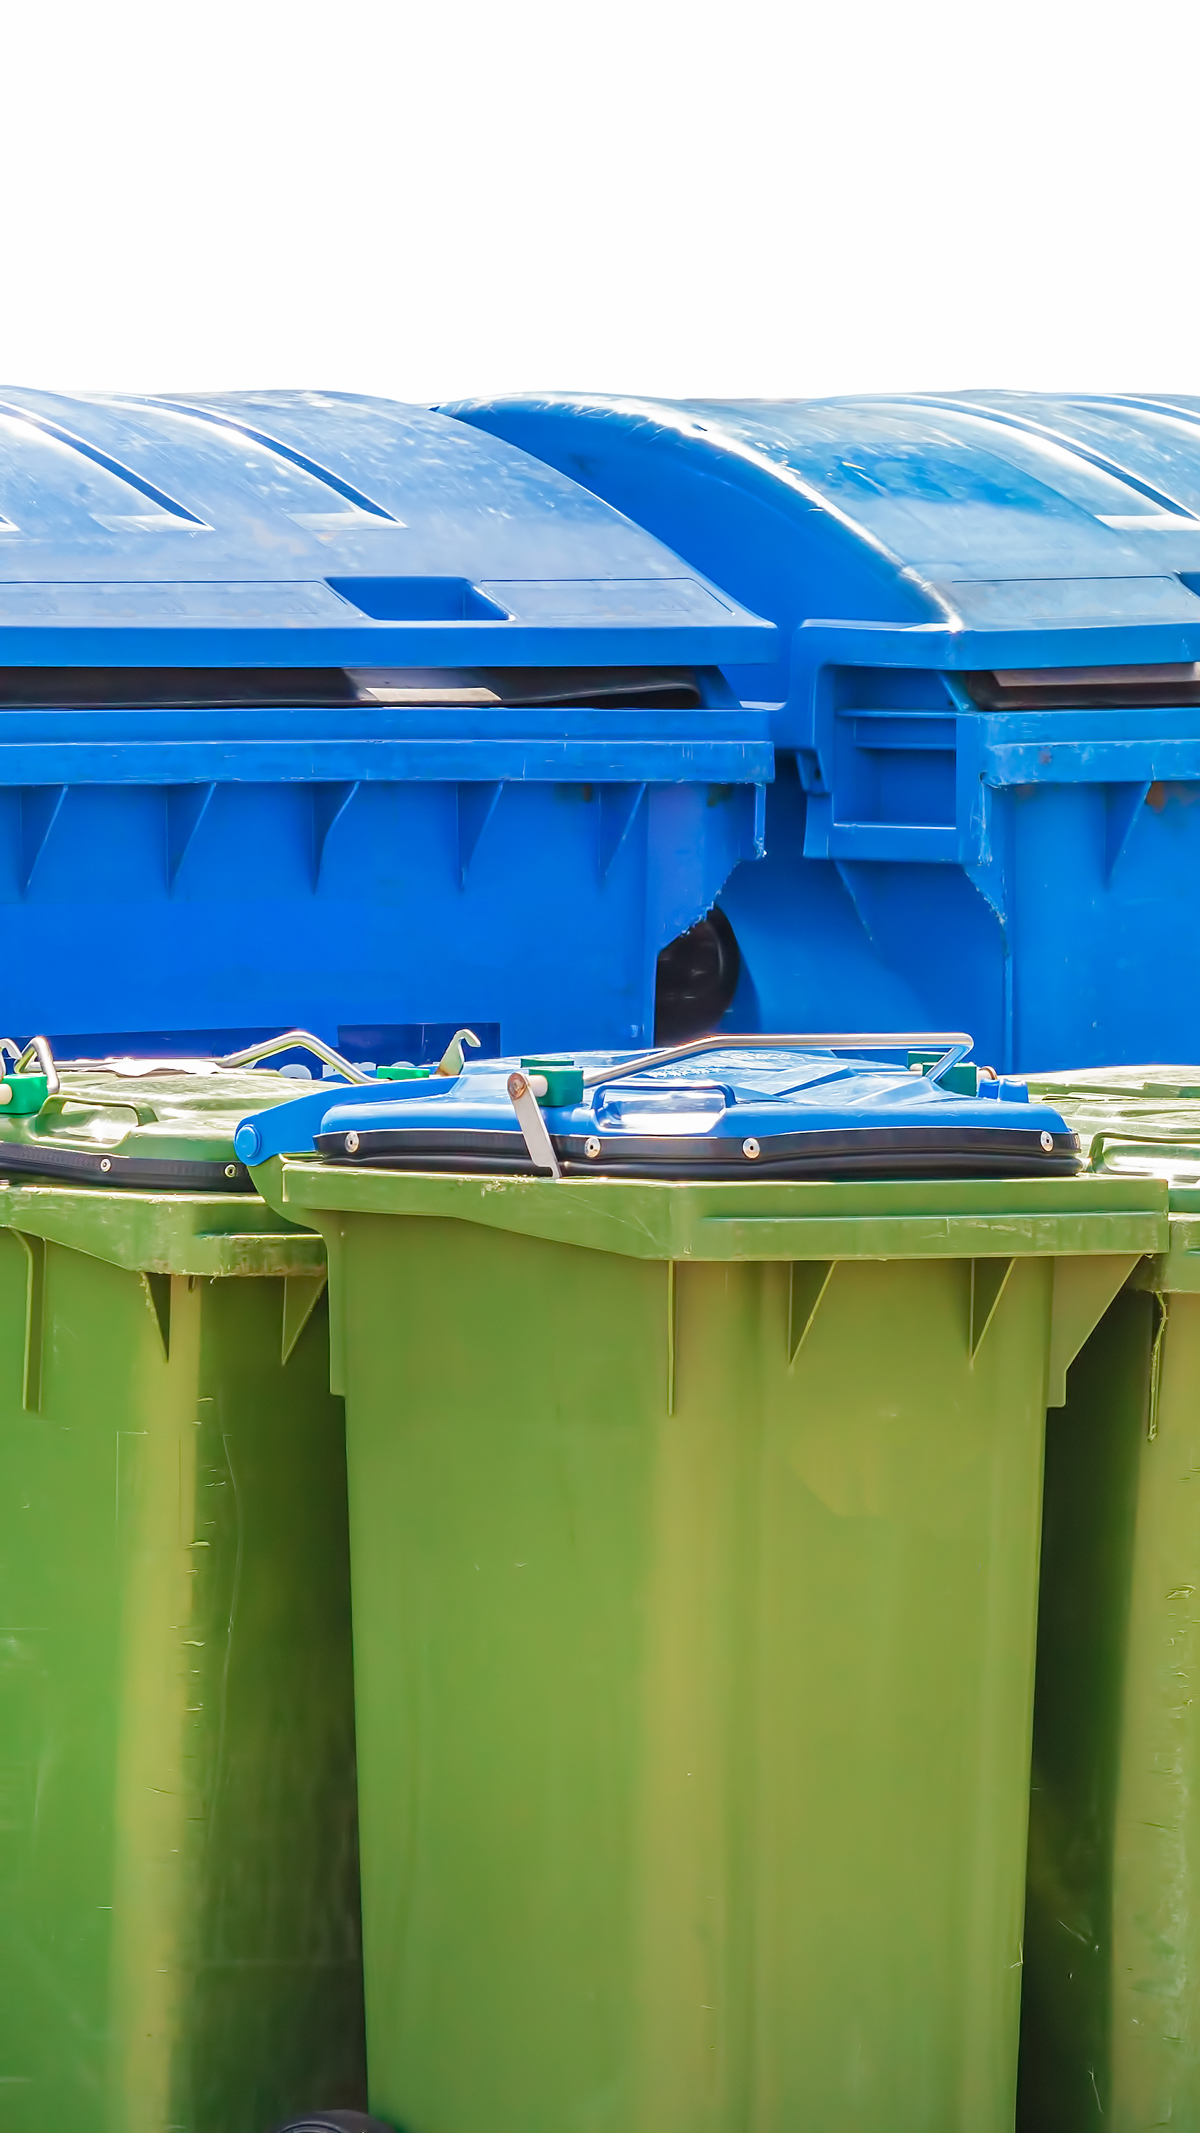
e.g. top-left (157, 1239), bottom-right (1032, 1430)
top-left (0, 1041), bottom-right (366, 2133)
top-left (242, 1034), bottom-right (1166, 2133)
top-left (1016, 1068), bottom-right (1200, 2133)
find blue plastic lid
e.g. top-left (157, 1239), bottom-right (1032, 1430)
top-left (0, 389), bottom-right (774, 669)
top-left (444, 390), bottom-right (1200, 637)
top-left (237, 1036), bottom-right (1078, 1180)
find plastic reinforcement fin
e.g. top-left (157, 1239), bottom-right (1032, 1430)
top-left (1104, 782), bottom-right (1152, 885)
top-left (969, 1258), bottom-right (1015, 1362)
top-left (598, 783), bottom-right (646, 880)
top-left (140, 1271), bottom-right (171, 1360)
top-left (312, 782), bottom-right (359, 890)
top-left (1047, 1255), bottom-right (1142, 1406)
top-left (166, 782), bottom-right (217, 890)
top-left (20, 786), bottom-right (67, 894)
top-left (788, 1261), bottom-right (836, 1365)
top-left (282, 1271), bottom-right (327, 1364)
top-left (457, 781), bottom-right (504, 886)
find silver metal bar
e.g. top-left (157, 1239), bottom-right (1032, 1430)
top-left (14, 1035), bottom-right (60, 1095)
top-left (215, 1030), bottom-right (374, 1085)
top-left (580, 1032), bottom-right (973, 1090)
top-left (507, 1070), bottom-right (563, 1178)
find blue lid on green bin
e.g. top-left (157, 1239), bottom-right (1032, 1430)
top-left (237, 1033), bottom-right (1080, 1180)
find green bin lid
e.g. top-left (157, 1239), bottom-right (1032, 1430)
top-left (0, 1053), bottom-right (333, 1192)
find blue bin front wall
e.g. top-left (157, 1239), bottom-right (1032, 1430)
top-left (0, 772), bottom-right (765, 1056)
top-left (718, 763), bottom-right (1200, 1074)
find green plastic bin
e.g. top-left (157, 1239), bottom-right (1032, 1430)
top-left (256, 1151), bottom-right (1165, 2133)
top-left (0, 1060), bottom-right (366, 2133)
top-left (1016, 1070), bottom-right (1200, 2133)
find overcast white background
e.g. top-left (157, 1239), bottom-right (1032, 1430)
top-left (0, 0), bottom-right (1189, 405)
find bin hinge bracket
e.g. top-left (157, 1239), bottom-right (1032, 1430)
top-left (969, 1257), bottom-right (1015, 1364)
top-left (788, 1261), bottom-right (835, 1366)
top-left (282, 1270), bottom-right (328, 1364)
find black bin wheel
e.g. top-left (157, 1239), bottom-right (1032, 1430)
top-left (654, 907), bottom-right (741, 1044)
top-left (272, 2114), bottom-right (396, 2133)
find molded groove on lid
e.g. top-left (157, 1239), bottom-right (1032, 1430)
top-left (891, 396), bottom-right (1200, 524)
top-left (0, 401), bottom-right (206, 526)
top-left (146, 398), bottom-right (402, 522)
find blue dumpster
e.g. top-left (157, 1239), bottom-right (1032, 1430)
top-left (0, 389), bottom-right (774, 1055)
top-left (446, 392), bottom-right (1200, 1070)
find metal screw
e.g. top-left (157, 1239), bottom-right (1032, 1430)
top-left (743, 1138), bottom-right (761, 1160)
top-left (224, 1164), bottom-right (237, 1178)
top-left (1040, 1131), bottom-right (1054, 1152)
top-left (584, 1137), bottom-right (601, 1159)
top-left (344, 1130), bottom-right (360, 1154)
top-left (100, 1158), bottom-right (111, 1172)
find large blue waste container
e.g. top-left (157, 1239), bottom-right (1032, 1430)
top-left (0, 389), bottom-right (774, 1056)
top-left (446, 392), bottom-right (1200, 1070)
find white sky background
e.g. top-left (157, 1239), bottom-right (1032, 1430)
top-left (0, 0), bottom-right (1192, 405)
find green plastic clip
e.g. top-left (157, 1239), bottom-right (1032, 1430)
top-left (0, 1073), bottom-right (48, 1115)
top-left (520, 1058), bottom-right (584, 1108)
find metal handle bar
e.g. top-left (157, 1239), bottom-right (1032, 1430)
top-left (581, 1032), bottom-right (973, 1091)
top-left (215, 1031), bottom-right (374, 1085)
top-left (13, 1036), bottom-right (60, 1095)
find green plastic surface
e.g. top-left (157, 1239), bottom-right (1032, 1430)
top-left (0, 1060), bottom-right (318, 1174)
top-left (259, 1155), bottom-right (1163, 2133)
top-left (0, 1161), bottom-right (365, 2129)
top-left (1018, 1072), bottom-right (1200, 2129)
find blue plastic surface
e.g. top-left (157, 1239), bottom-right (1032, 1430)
top-left (0, 389), bottom-right (775, 1052)
top-left (236, 1039), bottom-right (1074, 1173)
top-left (446, 392), bottom-right (1200, 1069)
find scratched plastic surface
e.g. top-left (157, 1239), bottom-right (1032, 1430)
top-left (254, 1151), bottom-right (1164, 2133)
top-left (1018, 1071), bottom-right (1200, 2130)
top-left (0, 1107), bottom-right (364, 2129)
top-left (447, 390), bottom-right (1200, 1068)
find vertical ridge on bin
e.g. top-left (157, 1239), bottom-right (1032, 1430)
top-left (456, 780), bottom-right (504, 887)
top-left (20, 786), bottom-right (67, 894)
top-left (165, 783), bottom-right (217, 892)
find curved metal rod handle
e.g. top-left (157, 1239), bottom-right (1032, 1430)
top-left (215, 1030), bottom-right (374, 1086)
top-left (435, 1029), bottom-right (481, 1077)
top-left (1087, 1128), bottom-right (1200, 1171)
top-left (13, 1035), bottom-right (60, 1095)
top-left (581, 1031), bottom-right (973, 1091)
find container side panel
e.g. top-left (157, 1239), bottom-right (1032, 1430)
top-left (1110, 1293), bottom-right (1200, 2125)
top-left (339, 1218), bottom-right (1052, 2133)
top-left (753, 1255), bottom-right (1049, 2133)
top-left (0, 1241), bottom-right (363, 2133)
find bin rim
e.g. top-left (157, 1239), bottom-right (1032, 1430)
top-left (252, 1155), bottom-right (1166, 1265)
